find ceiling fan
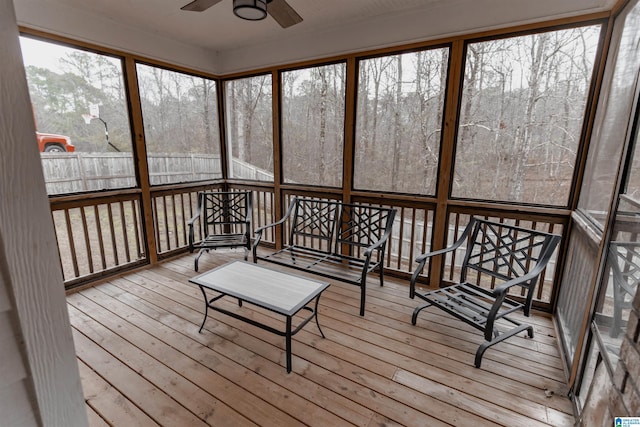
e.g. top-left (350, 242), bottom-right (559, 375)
top-left (181, 0), bottom-right (303, 28)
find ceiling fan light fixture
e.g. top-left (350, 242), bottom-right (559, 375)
top-left (233, 0), bottom-right (268, 21)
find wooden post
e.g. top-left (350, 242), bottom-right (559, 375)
top-left (124, 57), bottom-right (158, 264)
top-left (342, 56), bottom-right (357, 205)
top-left (430, 40), bottom-right (465, 288)
top-left (272, 70), bottom-right (284, 249)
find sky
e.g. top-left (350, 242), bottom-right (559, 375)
top-left (19, 36), bottom-right (71, 72)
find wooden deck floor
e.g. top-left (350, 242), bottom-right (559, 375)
top-left (68, 250), bottom-right (575, 427)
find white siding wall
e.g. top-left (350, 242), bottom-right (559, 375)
top-left (0, 268), bottom-right (37, 426)
top-left (0, 0), bottom-right (87, 425)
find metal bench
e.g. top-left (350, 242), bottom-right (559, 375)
top-left (252, 197), bottom-right (396, 316)
top-left (409, 217), bottom-right (561, 367)
top-left (187, 191), bottom-right (252, 271)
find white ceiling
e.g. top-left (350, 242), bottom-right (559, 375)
top-left (13, 0), bottom-right (617, 75)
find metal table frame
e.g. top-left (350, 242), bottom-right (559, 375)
top-left (189, 261), bottom-right (330, 373)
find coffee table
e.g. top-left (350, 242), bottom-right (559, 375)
top-left (189, 260), bottom-right (330, 373)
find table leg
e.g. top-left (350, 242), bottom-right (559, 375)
top-left (198, 285), bottom-right (209, 333)
top-left (286, 316), bottom-right (292, 373)
top-left (314, 295), bottom-right (326, 338)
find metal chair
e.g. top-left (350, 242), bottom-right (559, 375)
top-left (409, 217), bottom-right (561, 367)
top-left (187, 191), bottom-right (252, 271)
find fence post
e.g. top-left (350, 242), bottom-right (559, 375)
top-left (76, 153), bottom-right (88, 191)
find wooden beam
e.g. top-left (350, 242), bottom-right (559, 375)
top-left (430, 39), bottom-right (465, 289)
top-left (124, 57), bottom-right (158, 264)
top-left (272, 70), bottom-right (284, 250)
top-left (342, 56), bottom-right (357, 205)
top-left (217, 79), bottom-right (230, 186)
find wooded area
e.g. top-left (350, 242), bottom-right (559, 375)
top-left (454, 26), bottom-right (601, 205)
top-left (282, 64), bottom-right (346, 188)
top-left (22, 24), bottom-right (601, 205)
top-left (225, 75), bottom-right (274, 180)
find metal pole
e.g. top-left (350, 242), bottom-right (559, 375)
top-left (98, 117), bottom-right (120, 152)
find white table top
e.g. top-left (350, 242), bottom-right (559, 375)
top-left (189, 261), bottom-right (330, 316)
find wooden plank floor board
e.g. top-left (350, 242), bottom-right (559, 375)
top-left (130, 258), bottom-right (568, 424)
top-left (74, 329), bottom-right (208, 426)
top-left (162, 258), bottom-right (567, 384)
top-left (145, 257), bottom-right (571, 417)
top-left (318, 297), bottom-right (568, 387)
top-left (74, 286), bottom-right (338, 427)
top-left (85, 405), bottom-right (110, 427)
top-left (107, 274), bottom-right (444, 426)
top-left (319, 282), bottom-right (565, 372)
top-left (69, 298), bottom-right (259, 427)
top-left (78, 361), bottom-right (158, 427)
top-left (70, 250), bottom-right (575, 426)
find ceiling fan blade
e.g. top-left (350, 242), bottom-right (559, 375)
top-left (268, 0), bottom-right (303, 28)
top-left (181, 0), bottom-right (223, 12)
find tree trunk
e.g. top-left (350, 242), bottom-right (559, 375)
top-left (391, 55), bottom-right (403, 191)
top-left (318, 68), bottom-right (328, 182)
top-left (509, 34), bottom-right (547, 201)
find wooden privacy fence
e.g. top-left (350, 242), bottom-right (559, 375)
top-left (40, 152), bottom-right (224, 194)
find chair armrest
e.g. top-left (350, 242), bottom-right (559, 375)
top-left (414, 244), bottom-right (460, 264)
top-left (252, 198), bottom-right (298, 261)
top-left (187, 196), bottom-right (203, 252)
top-left (414, 221), bottom-right (476, 263)
top-left (491, 234), bottom-right (560, 314)
top-left (186, 211), bottom-right (200, 226)
top-left (491, 269), bottom-right (542, 297)
top-left (409, 220), bottom-right (476, 298)
top-left (363, 215), bottom-right (395, 258)
top-left (253, 215), bottom-right (288, 238)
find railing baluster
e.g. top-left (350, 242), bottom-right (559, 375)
top-left (131, 200), bottom-right (142, 259)
top-left (65, 208), bottom-right (80, 278)
top-left (93, 205), bottom-right (107, 270)
top-left (119, 201), bottom-right (131, 263)
top-left (396, 206), bottom-right (405, 271)
top-left (107, 203), bottom-right (119, 266)
top-left (80, 206), bottom-right (93, 274)
top-left (152, 196), bottom-right (162, 253)
top-left (162, 195), bottom-right (170, 252)
top-left (48, 193), bottom-right (145, 288)
top-left (179, 193), bottom-right (187, 247)
top-left (170, 194), bottom-right (179, 250)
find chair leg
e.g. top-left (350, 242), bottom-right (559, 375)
top-left (411, 303), bottom-right (431, 325)
top-left (194, 249), bottom-right (206, 272)
top-left (474, 324), bottom-right (534, 368)
top-left (475, 343), bottom-right (490, 368)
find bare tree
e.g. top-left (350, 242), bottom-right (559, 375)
top-left (453, 25), bottom-right (600, 205)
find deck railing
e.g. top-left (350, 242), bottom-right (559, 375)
top-left (444, 210), bottom-right (564, 306)
top-left (52, 181), bottom-right (565, 309)
top-left (153, 184), bottom-right (276, 257)
top-left (50, 191), bottom-right (146, 287)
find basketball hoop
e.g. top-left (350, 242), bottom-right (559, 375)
top-left (82, 114), bottom-right (95, 125)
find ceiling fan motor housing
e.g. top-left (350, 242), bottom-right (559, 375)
top-left (233, 0), bottom-right (268, 20)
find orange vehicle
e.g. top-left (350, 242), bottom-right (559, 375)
top-left (36, 131), bottom-right (75, 152)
